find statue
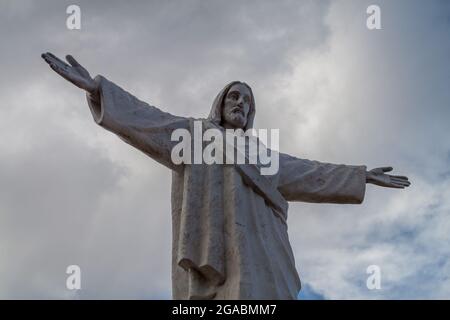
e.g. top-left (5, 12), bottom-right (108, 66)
top-left (41, 53), bottom-right (410, 299)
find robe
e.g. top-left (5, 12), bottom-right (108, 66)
top-left (86, 75), bottom-right (367, 300)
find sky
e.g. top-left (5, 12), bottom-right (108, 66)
top-left (0, 0), bottom-right (449, 299)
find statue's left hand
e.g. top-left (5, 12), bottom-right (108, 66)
top-left (366, 167), bottom-right (411, 189)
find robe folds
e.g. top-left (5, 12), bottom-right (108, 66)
top-left (86, 75), bottom-right (367, 299)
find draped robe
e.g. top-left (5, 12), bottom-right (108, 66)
top-left (86, 76), bottom-right (367, 300)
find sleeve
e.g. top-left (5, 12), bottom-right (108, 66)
top-left (86, 75), bottom-right (190, 171)
top-left (277, 152), bottom-right (367, 204)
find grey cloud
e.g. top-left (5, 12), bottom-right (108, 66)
top-left (0, 0), bottom-right (449, 299)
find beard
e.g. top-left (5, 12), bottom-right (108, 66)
top-left (222, 111), bottom-right (247, 129)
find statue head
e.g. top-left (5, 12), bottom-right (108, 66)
top-left (207, 81), bottom-right (256, 130)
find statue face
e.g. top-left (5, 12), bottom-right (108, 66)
top-left (221, 83), bottom-right (251, 129)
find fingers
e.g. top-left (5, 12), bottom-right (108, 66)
top-left (42, 52), bottom-right (71, 75)
top-left (391, 175), bottom-right (409, 180)
top-left (42, 53), bottom-right (75, 82)
top-left (41, 52), bottom-right (53, 65)
top-left (66, 55), bottom-right (80, 67)
top-left (389, 179), bottom-right (408, 188)
top-left (42, 52), bottom-right (69, 67)
top-left (381, 166), bottom-right (393, 173)
top-left (66, 54), bottom-right (92, 80)
top-left (391, 176), bottom-right (409, 182)
top-left (390, 176), bottom-right (410, 183)
top-left (48, 52), bottom-right (67, 65)
top-left (392, 181), bottom-right (410, 188)
top-left (49, 62), bottom-right (71, 79)
top-left (42, 52), bottom-right (95, 92)
top-left (390, 177), bottom-right (411, 187)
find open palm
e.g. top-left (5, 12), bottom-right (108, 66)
top-left (367, 167), bottom-right (410, 189)
top-left (41, 52), bottom-right (97, 93)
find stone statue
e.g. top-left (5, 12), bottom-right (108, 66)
top-left (41, 53), bottom-right (410, 300)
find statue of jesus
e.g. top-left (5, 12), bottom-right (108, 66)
top-left (42, 52), bottom-right (410, 300)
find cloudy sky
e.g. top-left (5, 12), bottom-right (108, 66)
top-left (0, 0), bottom-right (449, 299)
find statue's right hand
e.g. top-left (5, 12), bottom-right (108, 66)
top-left (41, 52), bottom-right (98, 93)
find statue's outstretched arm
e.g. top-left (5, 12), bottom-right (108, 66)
top-left (41, 52), bottom-right (188, 171)
top-left (277, 153), bottom-right (411, 204)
